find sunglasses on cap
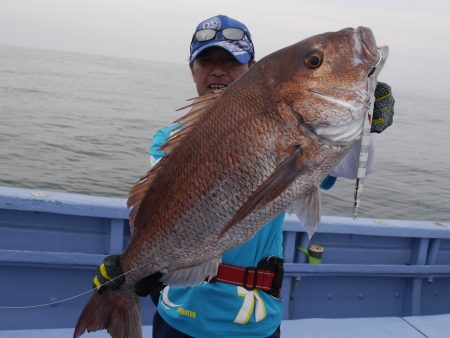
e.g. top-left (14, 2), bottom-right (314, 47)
top-left (193, 28), bottom-right (250, 43)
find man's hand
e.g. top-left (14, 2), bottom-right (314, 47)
top-left (93, 254), bottom-right (125, 294)
top-left (371, 82), bottom-right (395, 133)
top-left (134, 272), bottom-right (165, 306)
top-left (92, 254), bottom-right (164, 305)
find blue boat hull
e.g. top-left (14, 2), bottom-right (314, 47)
top-left (1, 186), bottom-right (449, 331)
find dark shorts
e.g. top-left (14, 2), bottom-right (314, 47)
top-left (152, 310), bottom-right (281, 338)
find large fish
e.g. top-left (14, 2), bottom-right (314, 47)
top-left (74, 27), bottom-right (388, 338)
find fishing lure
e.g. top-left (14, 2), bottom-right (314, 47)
top-left (352, 49), bottom-right (385, 219)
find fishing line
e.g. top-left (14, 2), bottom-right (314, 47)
top-left (0, 288), bottom-right (97, 309)
top-left (0, 261), bottom-right (150, 309)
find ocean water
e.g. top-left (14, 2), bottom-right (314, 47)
top-left (0, 45), bottom-right (449, 222)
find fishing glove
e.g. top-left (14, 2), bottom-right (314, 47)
top-left (93, 254), bottom-right (125, 294)
top-left (134, 272), bottom-right (165, 306)
top-left (371, 82), bottom-right (395, 133)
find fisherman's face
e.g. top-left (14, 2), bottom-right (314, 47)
top-left (190, 47), bottom-right (252, 96)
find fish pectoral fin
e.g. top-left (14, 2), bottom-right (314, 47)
top-left (160, 258), bottom-right (221, 287)
top-left (287, 186), bottom-right (321, 239)
top-left (220, 145), bottom-right (305, 238)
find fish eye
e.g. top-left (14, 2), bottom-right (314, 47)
top-left (304, 50), bottom-right (323, 69)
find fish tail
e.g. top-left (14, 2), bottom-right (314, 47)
top-left (73, 290), bottom-right (142, 338)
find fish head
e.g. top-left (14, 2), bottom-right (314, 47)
top-left (273, 27), bottom-right (388, 144)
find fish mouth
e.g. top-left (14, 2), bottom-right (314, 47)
top-left (356, 27), bottom-right (379, 65)
top-left (350, 27), bottom-right (389, 72)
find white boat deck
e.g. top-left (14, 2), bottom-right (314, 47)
top-left (1, 314), bottom-right (448, 338)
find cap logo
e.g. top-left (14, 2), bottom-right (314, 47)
top-left (200, 16), bottom-right (221, 30)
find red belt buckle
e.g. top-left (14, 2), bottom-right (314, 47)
top-left (243, 267), bottom-right (258, 290)
top-left (213, 262), bottom-right (280, 295)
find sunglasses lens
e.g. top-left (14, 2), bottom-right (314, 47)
top-left (195, 29), bottom-right (216, 42)
top-left (222, 28), bottom-right (245, 40)
top-left (194, 28), bottom-right (246, 43)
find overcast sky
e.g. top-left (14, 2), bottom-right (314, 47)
top-left (1, 0), bottom-right (449, 93)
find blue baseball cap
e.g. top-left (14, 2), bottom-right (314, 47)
top-left (190, 15), bottom-right (255, 64)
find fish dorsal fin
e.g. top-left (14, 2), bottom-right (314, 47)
top-left (127, 90), bottom-right (223, 233)
top-left (161, 90), bottom-right (223, 156)
top-left (219, 144), bottom-right (305, 238)
top-left (287, 186), bottom-right (321, 239)
top-left (161, 257), bottom-right (221, 287)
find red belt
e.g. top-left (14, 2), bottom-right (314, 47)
top-left (214, 263), bottom-right (277, 292)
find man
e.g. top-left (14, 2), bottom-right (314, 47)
top-left (95, 15), bottom-right (394, 338)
